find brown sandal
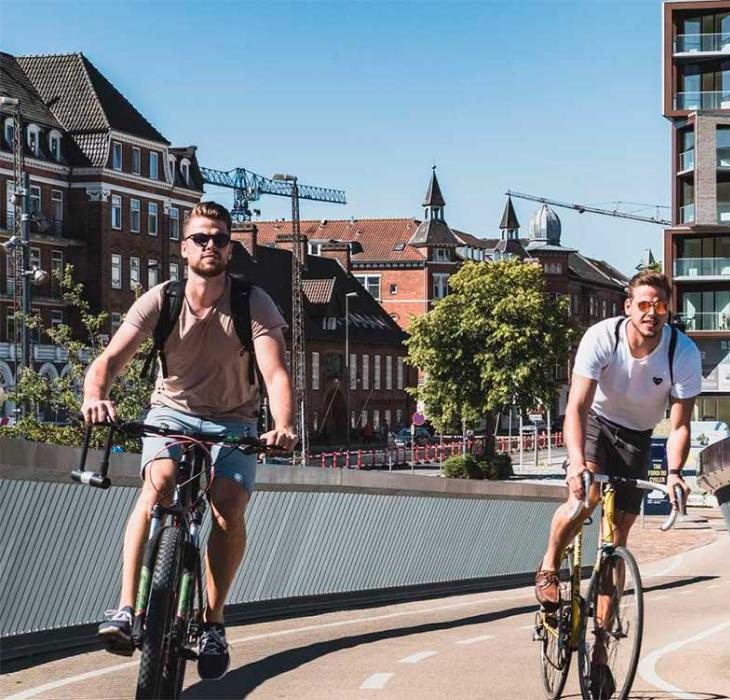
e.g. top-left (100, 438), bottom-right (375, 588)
top-left (535, 569), bottom-right (561, 611)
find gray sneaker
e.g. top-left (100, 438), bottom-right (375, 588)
top-left (98, 606), bottom-right (134, 656)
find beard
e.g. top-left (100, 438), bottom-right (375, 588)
top-left (188, 254), bottom-right (228, 278)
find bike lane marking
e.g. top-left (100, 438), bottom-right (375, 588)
top-left (637, 619), bottom-right (730, 700)
top-left (399, 650), bottom-right (438, 664)
top-left (360, 673), bottom-right (394, 690)
top-left (645, 554), bottom-right (683, 579)
top-left (6, 591), bottom-right (534, 699)
top-left (455, 634), bottom-right (496, 645)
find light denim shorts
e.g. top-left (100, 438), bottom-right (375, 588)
top-left (140, 405), bottom-right (258, 494)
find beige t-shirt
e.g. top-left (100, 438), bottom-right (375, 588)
top-left (123, 279), bottom-right (287, 421)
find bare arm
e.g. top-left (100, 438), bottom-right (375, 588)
top-left (665, 395), bottom-right (695, 506)
top-left (253, 328), bottom-right (297, 450)
top-left (563, 373), bottom-right (598, 499)
top-left (81, 323), bottom-right (147, 423)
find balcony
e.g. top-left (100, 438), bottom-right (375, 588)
top-left (679, 203), bottom-right (695, 224)
top-left (674, 91), bottom-right (730, 111)
top-left (0, 343), bottom-right (70, 362)
top-left (674, 33), bottom-right (730, 55)
top-left (2, 213), bottom-right (67, 238)
top-left (719, 202), bottom-right (730, 223)
top-left (679, 149), bottom-right (695, 172)
top-left (674, 257), bottom-right (730, 279)
top-left (683, 312), bottom-right (730, 331)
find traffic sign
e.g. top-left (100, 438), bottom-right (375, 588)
top-left (412, 412), bottom-right (426, 427)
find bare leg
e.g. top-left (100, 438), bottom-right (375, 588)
top-left (119, 459), bottom-right (177, 609)
top-left (204, 479), bottom-right (250, 624)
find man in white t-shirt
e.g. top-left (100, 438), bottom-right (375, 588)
top-left (535, 271), bottom-right (701, 689)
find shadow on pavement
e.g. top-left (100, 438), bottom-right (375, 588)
top-left (643, 574), bottom-right (718, 593)
top-left (182, 602), bottom-right (536, 698)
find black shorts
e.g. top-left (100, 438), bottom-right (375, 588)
top-left (584, 411), bottom-right (652, 515)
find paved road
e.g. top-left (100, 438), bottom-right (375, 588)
top-left (3, 518), bottom-right (729, 700)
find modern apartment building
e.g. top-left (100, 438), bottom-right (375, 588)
top-left (663, 0), bottom-right (730, 424)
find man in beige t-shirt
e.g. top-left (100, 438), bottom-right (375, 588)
top-left (81, 202), bottom-right (297, 680)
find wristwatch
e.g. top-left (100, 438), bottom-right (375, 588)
top-left (668, 468), bottom-right (682, 475)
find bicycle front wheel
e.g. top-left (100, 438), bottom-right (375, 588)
top-left (578, 546), bottom-right (643, 700)
top-left (539, 549), bottom-right (574, 700)
top-left (136, 526), bottom-right (185, 700)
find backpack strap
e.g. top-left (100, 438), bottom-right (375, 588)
top-left (668, 324), bottom-right (678, 386)
top-left (230, 277), bottom-right (258, 385)
top-left (141, 280), bottom-right (186, 382)
top-left (612, 317), bottom-right (625, 354)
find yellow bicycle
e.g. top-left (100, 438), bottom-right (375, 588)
top-left (534, 471), bottom-right (684, 700)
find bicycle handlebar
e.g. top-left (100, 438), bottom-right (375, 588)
top-left (566, 470), bottom-right (686, 531)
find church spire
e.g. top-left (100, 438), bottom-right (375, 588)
top-left (422, 165), bottom-right (445, 220)
top-left (499, 196), bottom-right (520, 240)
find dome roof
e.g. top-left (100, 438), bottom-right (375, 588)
top-left (528, 204), bottom-right (561, 244)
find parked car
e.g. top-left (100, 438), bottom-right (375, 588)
top-left (394, 427), bottom-right (434, 447)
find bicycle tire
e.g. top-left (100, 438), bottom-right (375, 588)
top-left (539, 549), bottom-right (574, 700)
top-left (578, 546), bottom-right (643, 700)
top-left (136, 526), bottom-right (185, 700)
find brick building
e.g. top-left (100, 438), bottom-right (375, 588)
top-left (0, 52), bottom-right (203, 418)
top-left (232, 225), bottom-right (416, 443)
top-left (662, 0), bottom-right (730, 425)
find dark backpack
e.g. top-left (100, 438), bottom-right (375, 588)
top-left (609, 316), bottom-right (678, 385)
top-left (141, 276), bottom-right (258, 385)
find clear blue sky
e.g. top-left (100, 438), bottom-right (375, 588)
top-left (3, 0), bottom-right (669, 275)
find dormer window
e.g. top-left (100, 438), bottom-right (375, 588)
top-left (27, 124), bottom-right (40, 156)
top-left (168, 155), bottom-right (176, 183)
top-left (433, 248), bottom-right (450, 262)
top-left (131, 147), bottom-right (141, 175)
top-left (4, 118), bottom-right (15, 146)
top-left (149, 151), bottom-right (159, 180)
top-left (180, 158), bottom-right (191, 186)
top-left (49, 131), bottom-right (62, 162)
top-left (112, 141), bottom-right (122, 170)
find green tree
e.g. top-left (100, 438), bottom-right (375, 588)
top-left (406, 259), bottom-right (576, 443)
top-left (0, 265), bottom-right (153, 450)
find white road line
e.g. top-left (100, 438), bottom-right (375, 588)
top-left (360, 673), bottom-right (394, 690)
top-left (706, 584), bottom-right (720, 589)
top-left (638, 619), bottom-right (730, 700)
top-left (8, 591), bottom-right (535, 700)
top-left (645, 554), bottom-right (683, 579)
top-left (399, 650), bottom-right (438, 664)
top-left (456, 634), bottom-right (496, 645)
top-left (518, 624), bottom-right (536, 630)
top-left (4, 660), bottom-right (140, 700)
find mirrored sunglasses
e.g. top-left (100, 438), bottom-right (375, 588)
top-left (636, 300), bottom-right (669, 314)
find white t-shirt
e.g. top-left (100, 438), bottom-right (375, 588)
top-left (572, 317), bottom-right (702, 431)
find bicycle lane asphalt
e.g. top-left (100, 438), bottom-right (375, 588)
top-left (2, 513), bottom-right (728, 700)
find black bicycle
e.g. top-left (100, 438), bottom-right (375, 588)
top-left (72, 420), bottom-right (276, 699)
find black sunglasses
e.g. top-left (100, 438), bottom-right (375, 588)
top-left (184, 232), bottom-right (231, 249)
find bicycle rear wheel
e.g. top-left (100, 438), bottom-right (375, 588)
top-left (538, 549), bottom-right (574, 700)
top-left (136, 526), bottom-right (185, 700)
top-left (578, 546), bottom-right (643, 700)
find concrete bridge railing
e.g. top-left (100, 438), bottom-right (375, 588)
top-left (0, 437), bottom-right (595, 661)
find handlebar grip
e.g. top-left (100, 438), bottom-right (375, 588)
top-left (71, 470), bottom-right (111, 489)
top-left (674, 485), bottom-right (686, 516)
top-left (582, 471), bottom-right (593, 509)
top-left (660, 485), bottom-right (686, 531)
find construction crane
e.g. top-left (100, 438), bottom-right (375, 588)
top-left (506, 190), bottom-right (671, 226)
top-left (200, 166), bottom-right (346, 221)
top-left (201, 165), bottom-right (346, 466)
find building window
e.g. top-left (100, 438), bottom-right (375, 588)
top-left (30, 185), bottom-right (41, 215)
top-left (148, 202), bottom-right (158, 236)
top-left (390, 283), bottom-right (398, 295)
top-left (112, 142), bottom-right (122, 170)
top-left (111, 194), bottom-right (122, 229)
top-left (181, 159), bottom-right (190, 186)
top-left (49, 131), bottom-right (61, 162)
top-left (308, 242), bottom-right (321, 255)
top-left (148, 260), bottom-right (159, 288)
top-left (131, 147), bottom-right (141, 175)
top-left (169, 261), bottom-right (180, 281)
top-left (385, 355), bottom-right (393, 390)
top-left (396, 409), bottom-right (403, 427)
top-left (349, 353), bottom-right (357, 390)
top-left (149, 151), bottom-right (159, 180)
top-left (170, 207), bottom-right (180, 240)
top-left (311, 351), bottom-right (320, 390)
top-left (51, 190), bottom-right (63, 229)
top-left (397, 357), bottom-right (404, 390)
top-left (433, 248), bottom-right (450, 262)
top-left (168, 155), bottom-right (176, 184)
top-left (30, 247), bottom-right (41, 271)
top-left (130, 199), bottom-right (141, 233)
top-left (362, 354), bottom-right (369, 390)
top-left (601, 299), bottom-right (608, 318)
top-left (51, 309), bottom-right (63, 329)
top-left (374, 354), bottom-right (381, 390)
top-left (589, 296), bottom-right (597, 316)
top-left (27, 124), bottom-right (40, 156)
top-left (372, 409), bottom-right (380, 430)
top-left (432, 273), bottom-right (449, 300)
top-left (6, 310), bottom-right (15, 341)
top-left (4, 118), bottom-right (14, 146)
top-left (354, 274), bottom-right (381, 300)
top-left (111, 254), bottom-right (122, 289)
top-left (612, 302), bottom-right (618, 316)
top-left (110, 312), bottom-right (122, 335)
top-left (51, 250), bottom-right (63, 286)
top-left (130, 256), bottom-right (140, 288)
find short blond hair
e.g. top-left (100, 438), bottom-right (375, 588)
top-left (185, 201), bottom-right (232, 234)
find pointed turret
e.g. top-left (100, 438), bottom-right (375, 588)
top-left (408, 167), bottom-right (460, 248)
top-left (499, 197), bottom-right (520, 240)
top-left (422, 166), bottom-right (446, 210)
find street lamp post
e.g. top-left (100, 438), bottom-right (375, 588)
top-left (345, 291), bottom-right (357, 450)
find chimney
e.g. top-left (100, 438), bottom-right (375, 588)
top-left (233, 221), bottom-right (258, 260)
top-left (320, 242), bottom-right (351, 272)
top-left (274, 232), bottom-right (309, 271)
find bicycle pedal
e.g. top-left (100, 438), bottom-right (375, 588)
top-left (532, 626), bottom-right (545, 642)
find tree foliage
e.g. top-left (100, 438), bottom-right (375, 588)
top-left (0, 265), bottom-right (153, 449)
top-left (406, 259), bottom-right (576, 433)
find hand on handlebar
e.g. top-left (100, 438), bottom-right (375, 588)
top-left (80, 398), bottom-right (117, 425)
top-left (259, 427), bottom-right (298, 452)
top-left (667, 472), bottom-right (689, 510)
top-left (565, 463), bottom-right (589, 502)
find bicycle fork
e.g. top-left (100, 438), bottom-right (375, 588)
top-left (131, 504), bottom-right (165, 646)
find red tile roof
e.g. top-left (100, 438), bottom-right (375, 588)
top-left (254, 218), bottom-right (426, 263)
top-left (303, 278), bottom-right (335, 305)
